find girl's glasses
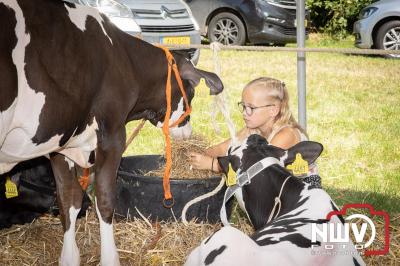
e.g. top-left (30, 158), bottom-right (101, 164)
top-left (237, 102), bottom-right (275, 116)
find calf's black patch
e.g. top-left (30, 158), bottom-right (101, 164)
top-left (204, 245), bottom-right (227, 265)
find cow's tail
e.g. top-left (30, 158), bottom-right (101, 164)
top-left (181, 177), bottom-right (225, 225)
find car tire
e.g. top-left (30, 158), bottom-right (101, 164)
top-left (208, 12), bottom-right (246, 46)
top-left (375, 20), bottom-right (400, 59)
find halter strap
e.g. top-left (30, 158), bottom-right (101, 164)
top-left (220, 156), bottom-right (282, 226)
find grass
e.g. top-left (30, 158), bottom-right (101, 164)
top-left (125, 33), bottom-right (400, 216)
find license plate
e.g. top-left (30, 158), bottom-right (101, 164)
top-left (161, 36), bottom-right (191, 45)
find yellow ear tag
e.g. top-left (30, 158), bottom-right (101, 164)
top-left (226, 164), bottom-right (237, 186)
top-left (5, 176), bottom-right (18, 199)
top-left (286, 153), bottom-right (309, 176)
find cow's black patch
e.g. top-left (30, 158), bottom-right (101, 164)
top-left (204, 245), bottom-right (227, 265)
top-left (330, 201), bottom-right (345, 224)
top-left (89, 150), bottom-right (96, 164)
top-left (63, 1), bottom-right (75, 8)
top-left (0, 3), bottom-right (18, 112)
top-left (15, 0), bottom-right (117, 146)
top-left (353, 257), bottom-right (361, 266)
top-left (255, 233), bottom-right (319, 248)
top-left (252, 217), bottom-right (327, 244)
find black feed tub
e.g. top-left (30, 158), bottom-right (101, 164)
top-left (116, 155), bottom-right (230, 223)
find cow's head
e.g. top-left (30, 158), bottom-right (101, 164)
top-left (151, 51), bottom-right (223, 140)
top-left (217, 134), bottom-right (323, 229)
top-left (218, 134), bottom-right (323, 177)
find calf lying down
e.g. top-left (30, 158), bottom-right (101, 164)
top-left (185, 134), bottom-right (365, 266)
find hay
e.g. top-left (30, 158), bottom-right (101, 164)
top-left (0, 208), bottom-right (398, 265)
top-left (145, 134), bottom-right (221, 179)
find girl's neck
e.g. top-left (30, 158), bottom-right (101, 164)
top-left (258, 120), bottom-right (275, 139)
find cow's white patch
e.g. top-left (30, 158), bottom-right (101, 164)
top-left (95, 199), bottom-right (120, 266)
top-left (278, 150), bottom-right (288, 167)
top-left (65, 3), bottom-right (113, 44)
top-left (169, 121), bottom-right (192, 140)
top-left (157, 97), bottom-right (185, 128)
top-left (64, 157), bottom-right (75, 170)
top-left (59, 118), bottom-right (98, 168)
top-left (0, 0), bottom-right (64, 174)
top-left (60, 207), bottom-right (80, 266)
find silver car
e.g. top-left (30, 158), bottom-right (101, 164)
top-left (353, 0), bottom-right (400, 58)
top-left (120, 0), bottom-right (201, 64)
top-left (70, 0), bottom-right (201, 64)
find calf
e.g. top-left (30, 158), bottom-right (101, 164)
top-left (0, 157), bottom-right (90, 229)
top-left (0, 0), bottom-right (223, 265)
top-left (185, 134), bottom-right (365, 266)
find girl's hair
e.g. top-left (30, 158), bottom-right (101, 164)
top-left (244, 77), bottom-right (308, 138)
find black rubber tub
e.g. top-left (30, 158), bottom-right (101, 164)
top-left (116, 155), bottom-right (231, 223)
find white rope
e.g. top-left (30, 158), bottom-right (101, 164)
top-left (181, 176), bottom-right (225, 225)
top-left (209, 42), bottom-right (238, 145)
top-left (267, 175), bottom-right (291, 224)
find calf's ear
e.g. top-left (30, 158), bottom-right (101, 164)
top-left (284, 141), bottom-right (323, 167)
top-left (178, 60), bottom-right (224, 95)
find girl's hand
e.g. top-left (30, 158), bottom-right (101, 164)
top-left (189, 152), bottom-right (213, 170)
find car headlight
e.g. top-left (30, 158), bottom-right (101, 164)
top-left (359, 7), bottom-right (378, 19)
top-left (78, 0), bottom-right (133, 18)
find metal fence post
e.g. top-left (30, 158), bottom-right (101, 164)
top-left (296, 0), bottom-right (307, 131)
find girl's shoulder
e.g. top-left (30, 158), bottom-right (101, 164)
top-left (269, 126), bottom-right (301, 149)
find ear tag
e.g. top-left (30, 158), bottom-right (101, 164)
top-left (226, 164), bottom-right (237, 186)
top-left (5, 176), bottom-right (18, 199)
top-left (286, 153), bottom-right (309, 176)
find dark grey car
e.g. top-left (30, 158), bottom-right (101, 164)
top-left (185, 0), bottom-right (308, 46)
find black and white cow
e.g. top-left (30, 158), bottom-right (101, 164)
top-left (0, 0), bottom-right (223, 265)
top-left (185, 134), bottom-right (365, 266)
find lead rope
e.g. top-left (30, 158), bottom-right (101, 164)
top-left (157, 45), bottom-right (192, 208)
top-left (267, 175), bottom-right (291, 223)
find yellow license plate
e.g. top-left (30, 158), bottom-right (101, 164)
top-left (161, 36), bottom-right (191, 45)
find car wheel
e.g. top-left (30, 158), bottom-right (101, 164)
top-left (375, 20), bottom-right (400, 59)
top-left (208, 12), bottom-right (246, 46)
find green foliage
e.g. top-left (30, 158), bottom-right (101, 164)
top-left (306, 0), bottom-right (375, 39)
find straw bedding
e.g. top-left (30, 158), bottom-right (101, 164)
top-left (0, 207), bottom-right (398, 266)
top-left (145, 134), bottom-right (221, 179)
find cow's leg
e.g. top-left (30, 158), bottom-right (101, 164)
top-left (49, 154), bottom-right (83, 266)
top-left (94, 128), bottom-right (125, 266)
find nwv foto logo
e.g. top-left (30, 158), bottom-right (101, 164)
top-left (311, 203), bottom-right (390, 256)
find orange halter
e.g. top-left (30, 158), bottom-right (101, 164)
top-left (157, 45), bottom-right (192, 208)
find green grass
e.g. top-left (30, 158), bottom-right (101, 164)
top-left (125, 34), bottom-right (400, 215)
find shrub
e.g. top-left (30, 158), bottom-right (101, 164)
top-left (306, 0), bottom-right (375, 39)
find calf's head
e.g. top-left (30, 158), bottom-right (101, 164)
top-left (218, 134), bottom-right (323, 229)
top-left (151, 51), bottom-right (223, 140)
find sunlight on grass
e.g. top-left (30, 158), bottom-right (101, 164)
top-left (125, 40), bottom-right (400, 214)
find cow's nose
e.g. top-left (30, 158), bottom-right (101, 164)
top-left (169, 122), bottom-right (192, 140)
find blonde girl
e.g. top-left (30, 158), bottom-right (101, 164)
top-left (189, 77), bottom-right (318, 178)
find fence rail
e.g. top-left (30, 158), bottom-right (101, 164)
top-left (165, 44), bottom-right (400, 56)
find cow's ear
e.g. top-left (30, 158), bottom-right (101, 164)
top-left (217, 156), bottom-right (230, 176)
top-left (178, 60), bottom-right (223, 95)
top-left (284, 141), bottom-right (323, 167)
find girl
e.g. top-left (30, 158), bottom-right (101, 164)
top-left (189, 77), bottom-right (320, 183)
